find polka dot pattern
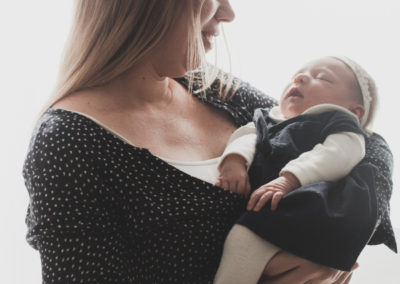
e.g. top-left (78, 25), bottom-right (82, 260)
top-left (24, 107), bottom-right (250, 283)
top-left (364, 133), bottom-right (397, 252)
top-left (23, 74), bottom-right (396, 283)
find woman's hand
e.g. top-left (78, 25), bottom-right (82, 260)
top-left (258, 250), bottom-right (358, 284)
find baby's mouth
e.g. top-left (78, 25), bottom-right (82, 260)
top-left (287, 87), bottom-right (304, 98)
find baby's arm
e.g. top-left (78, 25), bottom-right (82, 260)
top-left (216, 122), bottom-right (256, 196)
top-left (282, 132), bottom-right (365, 185)
top-left (248, 132), bottom-right (366, 211)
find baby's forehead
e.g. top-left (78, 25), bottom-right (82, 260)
top-left (296, 57), bottom-right (356, 81)
top-left (299, 57), bottom-right (348, 73)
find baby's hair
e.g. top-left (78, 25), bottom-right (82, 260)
top-left (333, 57), bottom-right (378, 131)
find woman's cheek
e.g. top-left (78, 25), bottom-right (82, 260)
top-left (200, 0), bottom-right (218, 25)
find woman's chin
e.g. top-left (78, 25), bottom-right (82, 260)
top-left (202, 32), bottom-right (215, 52)
top-left (203, 41), bottom-right (212, 53)
top-left (171, 64), bottom-right (197, 78)
top-left (184, 59), bottom-right (204, 74)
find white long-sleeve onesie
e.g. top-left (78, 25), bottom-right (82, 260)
top-left (214, 104), bottom-right (366, 284)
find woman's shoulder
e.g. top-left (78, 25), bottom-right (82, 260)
top-left (50, 88), bottom-right (105, 116)
top-left (32, 89), bottom-right (117, 146)
top-left (176, 70), bottom-right (278, 125)
top-left (25, 107), bottom-right (112, 168)
top-left (177, 70), bottom-right (275, 103)
top-left (32, 108), bottom-right (95, 140)
top-left (230, 77), bottom-right (277, 110)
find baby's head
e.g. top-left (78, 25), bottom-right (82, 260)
top-left (280, 56), bottom-right (377, 130)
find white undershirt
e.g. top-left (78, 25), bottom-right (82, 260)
top-left (160, 156), bottom-right (220, 185)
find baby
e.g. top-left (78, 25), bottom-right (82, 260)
top-left (214, 56), bottom-right (378, 284)
top-left (217, 56), bottom-right (375, 210)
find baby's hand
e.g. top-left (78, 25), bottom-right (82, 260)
top-left (247, 172), bottom-right (300, 211)
top-left (216, 154), bottom-right (251, 196)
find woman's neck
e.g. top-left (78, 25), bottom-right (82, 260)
top-left (52, 61), bottom-right (191, 118)
top-left (100, 63), bottom-right (176, 109)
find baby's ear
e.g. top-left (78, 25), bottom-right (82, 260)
top-left (349, 104), bottom-right (365, 122)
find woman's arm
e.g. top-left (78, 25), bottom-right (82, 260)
top-left (259, 251), bottom-right (358, 284)
top-left (363, 133), bottom-right (397, 251)
top-left (178, 72), bottom-right (279, 127)
top-left (24, 114), bottom-right (132, 283)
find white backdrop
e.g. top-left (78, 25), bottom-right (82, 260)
top-left (1, 1), bottom-right (399, 283)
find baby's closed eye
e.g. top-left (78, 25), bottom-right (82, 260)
top-left (315, 73), bottom-right (332, 82)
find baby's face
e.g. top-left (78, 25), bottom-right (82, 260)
top-left (280, 57), bottom-right (362, 119)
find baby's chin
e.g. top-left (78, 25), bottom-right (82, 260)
top-left (280, 107), bottom-right (302, 119)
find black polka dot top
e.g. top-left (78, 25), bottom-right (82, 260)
top-left (23, 74), bottom-right (396, 283)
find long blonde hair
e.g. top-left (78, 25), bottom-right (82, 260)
top-left (41, 0), bottom-right (231, 115)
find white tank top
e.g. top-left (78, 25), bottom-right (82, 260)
top-left (159, 156), bottom-right (219, 185)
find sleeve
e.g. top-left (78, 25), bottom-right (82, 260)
top-left (281, 132), bottom-right (365, 186)
top-left (178, 70), bottom-right (278, 126)
top-left (191, 71), bottom-right (279, 125)
top-left (232, 79), bottom-right (278, 114)
top-left (364, 133), bottom-right (397, 252)
top-left (218, 122), bottom-right (257, 169)
top-left (23, 120), bottom-right (133, 283)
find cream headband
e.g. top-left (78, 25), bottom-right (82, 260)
top-left (333, 56), bottom-right (372, 127)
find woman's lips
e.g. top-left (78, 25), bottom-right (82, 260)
top-left (202, 32), bottom-right (214, 42)
top-left (202, 31), bottom-right (219, 45)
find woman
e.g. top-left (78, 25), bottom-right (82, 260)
top-left (23, 0), bottom-right (394, 283)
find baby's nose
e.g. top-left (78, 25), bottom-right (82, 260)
top-left (294, 73), bottom-right (309, 84)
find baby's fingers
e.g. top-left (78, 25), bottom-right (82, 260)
top-left (236, 178), bottom-right (248, 196)
top-left (217, 179), bottom-right (229, 191)
top-left (244, 177), bottom-right (251, 197)
top-left (230, 180), bottom-right (239, 194)
top-left (253, 191), bottom-right (274, 212)
top-left (247, 188), bottom-right (267, 210)
top-left (270, 192), bottom-right (284, 211)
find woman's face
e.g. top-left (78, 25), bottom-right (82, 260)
top-left (200, 0), bottom-right (235, 52)
top-left (150, 0), bottom-right (235, 78)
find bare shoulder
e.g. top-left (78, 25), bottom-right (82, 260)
top-left (51, 89), bottom-right (104, 116)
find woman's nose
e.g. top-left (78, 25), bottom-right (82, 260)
top-left (216, 0), bottom-right (235, 22)
top-left (294, 73), bottom-right (310, 84)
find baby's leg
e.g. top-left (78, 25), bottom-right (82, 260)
top-left (214, 224), bottom-right (280, 284)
